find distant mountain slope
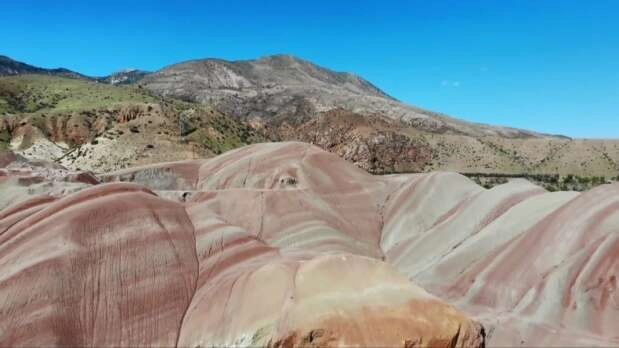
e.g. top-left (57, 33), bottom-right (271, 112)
top-left (1, 53), bottom-right (617, 178)
top-left (0, 75), bottom-right (265, 170)
top-left (0, 53), bottom-right (551, 138)
top-left (143, 54), bottom-right (391, 99)
top-left (97, 69), bottom-right (149, 85)
top-left (142, 54), bottom-right (619, 176)
top-left (0, 55), bottom-right (87, 79)
top-left (141, 54), bottom-right (544, 138)
top-left (0, 55), bottom-right (148, 85)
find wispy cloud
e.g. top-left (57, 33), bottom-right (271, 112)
top-left (441, 80), bottom-right (461, 87)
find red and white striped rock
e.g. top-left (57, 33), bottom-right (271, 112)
top-left (1, 141), bottom-right (617, 346)
top-left (0, 183), bottom-right (197, 347)
top-left (188, 142), bottom-right (619, 346)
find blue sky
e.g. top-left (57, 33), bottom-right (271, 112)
top-left (2, 0), bottom-right (618, 138)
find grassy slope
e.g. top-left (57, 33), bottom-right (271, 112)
top-left (0, 75), bottom-right (156, 114)
top-left (0, 74), bottom-right (266, 159)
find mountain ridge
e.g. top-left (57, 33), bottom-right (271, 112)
top-left (0, 55), bottom-right (149, 85)
top-left (3, 53), bottom-right (619, 179)
top-left (0, 53), bottom-right (576, 139)
top-left (0, 55), bottom-right (87, 79)
top-left (139, 54), bottom-right (550, 139)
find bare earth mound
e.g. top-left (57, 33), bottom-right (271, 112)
top-left (1, 142), bottom-right (617, 346)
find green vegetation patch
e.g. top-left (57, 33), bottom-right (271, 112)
top-left (183, 108), bottom-right (266, 155)
top-left (462, 172), bottom-right (612, 191)
top-left (0, 127), bottom-right (11, 151)
top-left (0, 74), bottom-right (156, 114)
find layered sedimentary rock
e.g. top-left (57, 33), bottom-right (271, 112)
top-left (1, 141), bottom-right (618, 346)
top-left (0, 184), bottom-right (197, 347)
top-left (178, 206), bottom-right (483, 347)
top-left (0, 152), bottom-right (95, 209)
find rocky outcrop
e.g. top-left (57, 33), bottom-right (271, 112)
top-left (116, 104), bottom-right (159, 123)
top-left (1, 112), bottom-right (111, 150)
top-left (276, 109), bottom-right (433, 173)
top-left (99, 69), bottom-right (149, 85)
top-left (99, 159), bottom-right (203, 191)
top-left (0, 156), bottom-right (95, 209)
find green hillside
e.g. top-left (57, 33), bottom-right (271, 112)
top-left (0, 74), bottom-right (156, 114)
